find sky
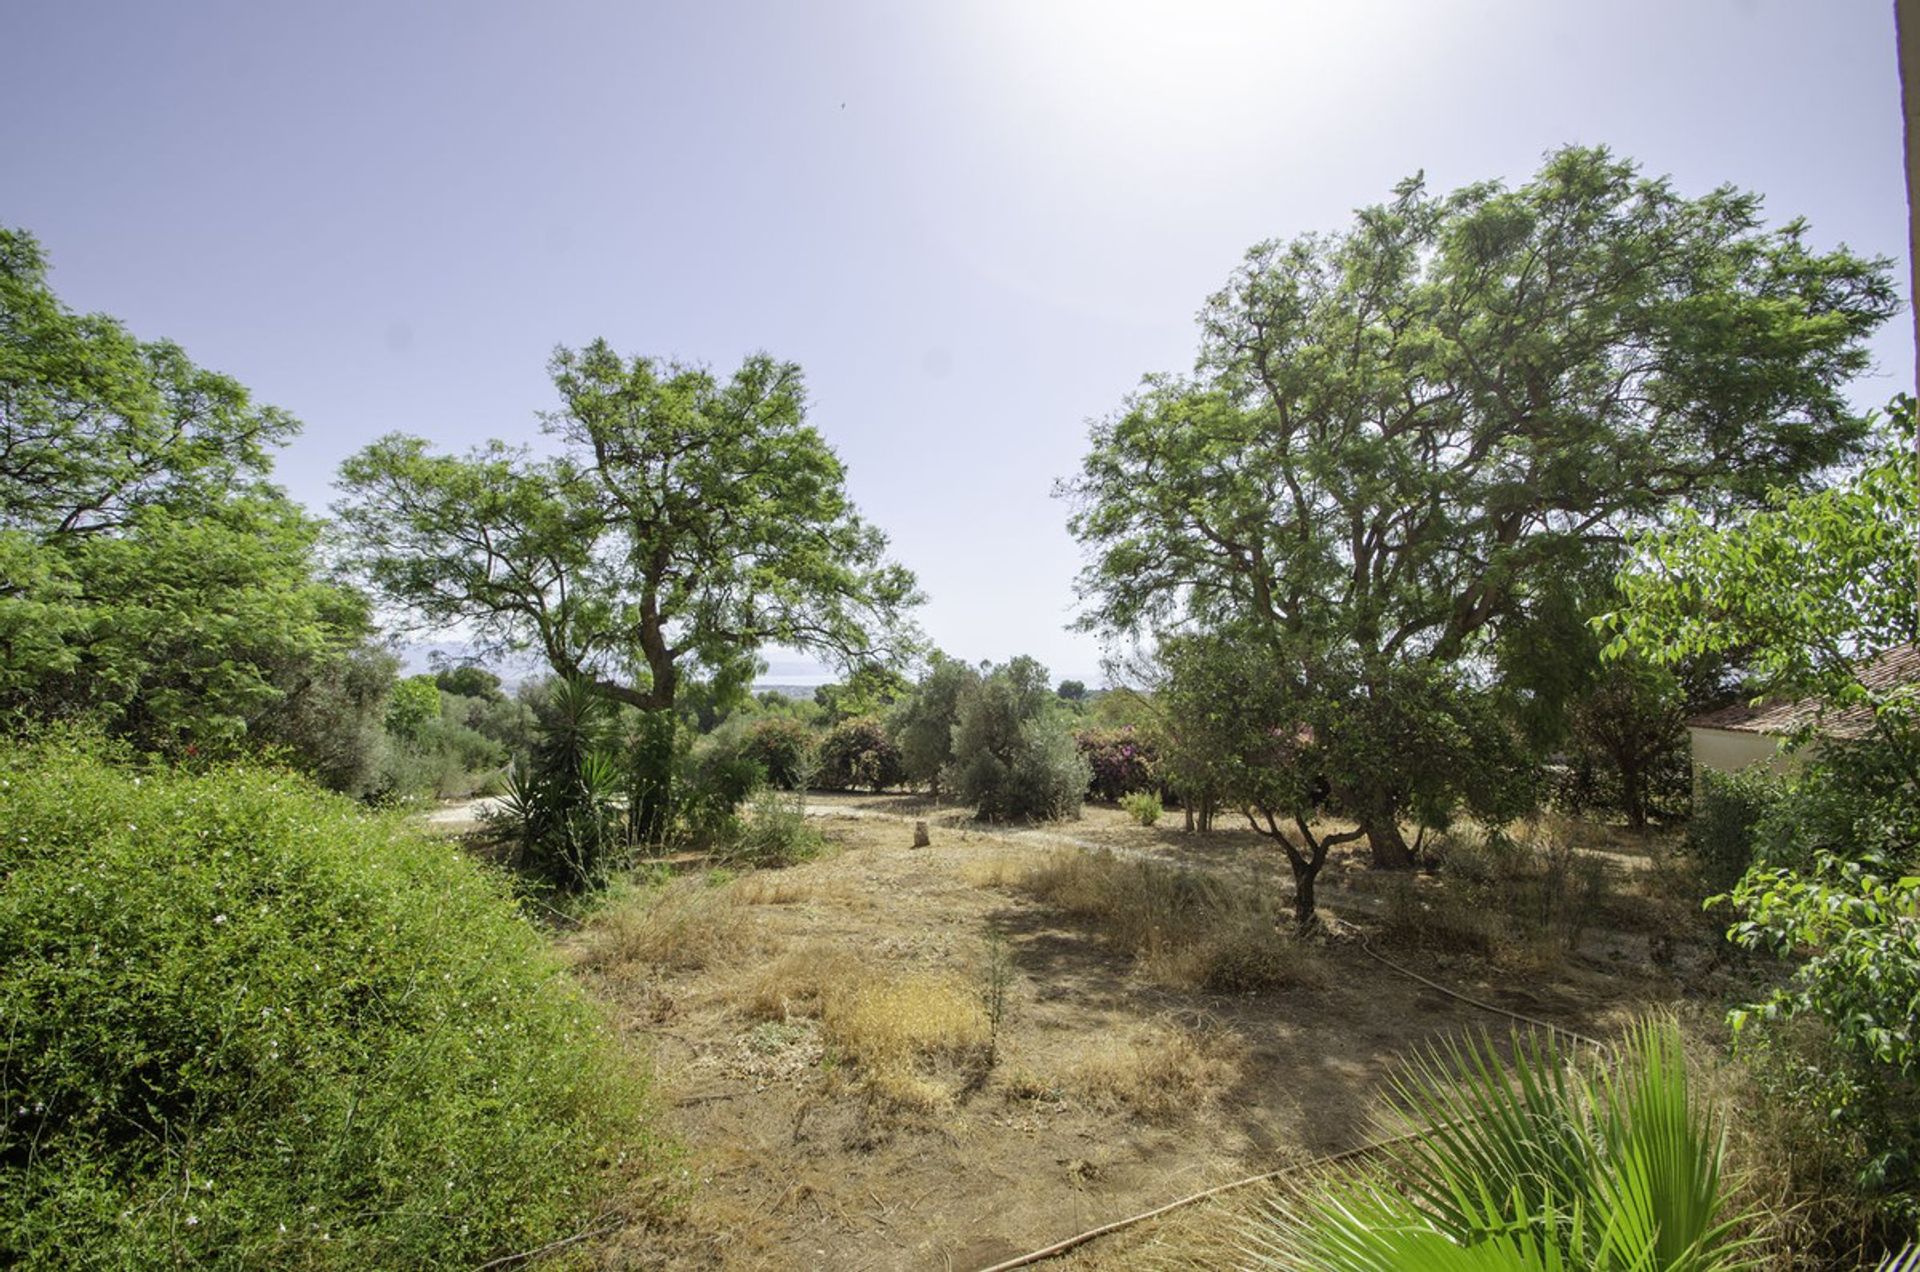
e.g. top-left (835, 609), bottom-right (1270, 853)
top-left (4, 0), bottom-right (1912, 686)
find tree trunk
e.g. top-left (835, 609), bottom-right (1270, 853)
top-left (1291, 859), bottom-right (1319, 926)
top-left (1621, 758), bottom-right (1648, 833)
top-left (1363, 818), bottom-right (1417, 870)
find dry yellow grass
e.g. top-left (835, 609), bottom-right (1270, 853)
top-left (730, 874), bottom-right (816, 906)
top-left (958, 850), bottom-right (1042, 888)
top-left (1019, 850), bottom-right (1322, 993)
top-left (730, 941), bottom-right (989, 1111)
top-left (572, 876), bottom-right (753, 973)
top-left (1068, 1018), bottom-right (1248, 1123)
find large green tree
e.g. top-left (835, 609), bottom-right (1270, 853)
top-left (1063, 146), bottom-right (1897, 866)
top-left (336, 339), bottom-right (921, 835)
top-left (0, 227), bottom-right (379, 769)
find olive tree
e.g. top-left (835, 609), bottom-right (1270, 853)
top-left (337, 340), bottom-right (921, 840)
top-left (1063, 146), bottom-right (1896, 866)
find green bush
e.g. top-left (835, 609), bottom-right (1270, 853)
top-left (0, 737), bottom-right (657, 1268)
top-left (943, 657), bottom-right (1089, 821)
top-left (1685, 767), bottom-right (1778, 893)
top-left (722, 786), bottom-right (824, 868)
top-left (1120, 791), bottom-right (1162, 826)
top-left (743, 716), bottom-right (816, 790)
top-left (816, 715), bottom-right (904, 792)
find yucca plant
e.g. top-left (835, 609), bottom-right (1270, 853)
top-left (1240, 1019), bottom-right (1760, 1271)
top-left (491, 676), bottom-right (624, 890)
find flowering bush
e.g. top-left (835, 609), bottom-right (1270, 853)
top-left (1075, 726), bottom-right (1159, 803)
top-left (0, 737), bottom-right (658, 1267)
top-left (743, 716), bottom-right (818, 789)
top-left (816, 716), bottom-right (905, 791)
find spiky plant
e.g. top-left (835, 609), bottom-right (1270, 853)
top-left (1240, 1019), bottom-right (1760, 1271)
top-left (490, 676), bottom-right (623, 890)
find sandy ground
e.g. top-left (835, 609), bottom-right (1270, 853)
top-left (554, 801), bottom-right (1675, 1271)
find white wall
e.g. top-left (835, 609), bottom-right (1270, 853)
top-left (1687, 726), bottom-right (1807, 790)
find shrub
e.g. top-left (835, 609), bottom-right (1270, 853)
top-left (743, 716), bottom-right (817, 790)
top-left (722, 786), bottom-right (824, 868)
top-left (671, 721), bottom-right (762, 849)
top-left (491, 677), bottom-right (624, 889)
top-left (1685, 767), bottom-right (1777, 893)
top-left (1076, 726), bottom-right (1158, 802)
top-left (1120, 790), bottom-right (1162, 826)
top-left (817, 715), bottom-right (904, 792)
top-left (947, 659), bottom-right (1091, 821)
top-left (383, 674), bottom-right (441, 741)
top-left (0, 737), bottom-right (656, 1268)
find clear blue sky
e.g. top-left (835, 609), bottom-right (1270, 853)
top-left (5, 0), bottom-right (1911, 685)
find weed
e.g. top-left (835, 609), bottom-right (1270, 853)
top-left (1120, 790), bottom-right (1163, 826)
top-left (979, 924), bottom-right (1015, 1069)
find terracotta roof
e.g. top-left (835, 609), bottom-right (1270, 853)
top-left (1688, 643), bottom-right (1920, 741)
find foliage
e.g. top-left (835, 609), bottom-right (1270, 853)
top-left (1056, 679), bottom-right (1087, 702)
top-left (1160, 635), bottom-right (1535, 919)
top-left (1076, 725), bottom-right (1158, 802)
top-left (1723, 854), bottom-right (1920, 1207)
top-left (722, 785), bottom-right (824, 868)
top-left (382, 674), bottom-right (441, 741)
top-left (0, 497), bottom-right (378, 760)
top-left (1064, 148), bottom-right (1895, 865)
top-left (743, 715), bottom-right (817, 789)
top-left (813, 663), bottom-right (911, 723)
top-left (1685, 768), bottom-right (1778, 895)
top-left (492, 677), bottom-right (624, 890)
top-left (0, 228), bottom-right (298, 539)
top-left (1558, 657), bottom-right (1693, 830)
top-left (1120, 791), bottom-right (1162, 826)
top-left (0, 226), bottom-right (383, 782)
top-left (0, 737), bottom-right (655, 1268)
top-left (816, 715), bottom-right (904, 791)
top-left (1608, 402), bottom-right (1918, 705)
top-left (946, 657), bottom-right (1090, 821)
top-left (1610, 403), bottom-right (1920, 1237)
top-left (1242, 1019), bottom-right (1757, 1271)
top-left (887, 656), bottom-right (979, 797)
top-left (672, 719), bottom-right (763, 849)
top-left (336, 339), bottom-right (921, 838)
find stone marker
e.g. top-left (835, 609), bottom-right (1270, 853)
top-left (912, 820), bottom-right (931, 848)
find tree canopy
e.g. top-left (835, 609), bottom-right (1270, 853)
top-left (0, 227), bottom-right (376, 762)
top-left (1064, 146), bottom-right (1897, 863)
top-left (337, 340), bottom-right (921, 715)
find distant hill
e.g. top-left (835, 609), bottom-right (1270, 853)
top-left (751, 683), bottom-right (822, 700)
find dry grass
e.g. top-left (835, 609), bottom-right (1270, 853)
top-left (1018, 850), bottom-right (1322, 993)
top-left (730, 941), bottom-right (990, 1111)
top-left (1068, 1017), bottom-right (1248, 1123)
top-left (572, 876), bottom-right (754, 973)
top-left (1385, 825), bottom-right (1614, 968)
top-left (958, 850), bottom-right (1042, 888)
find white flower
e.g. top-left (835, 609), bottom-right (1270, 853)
top-left (185, 1215), bottom-right (199, 1227)
top-left (213, 914), bottom-right (227, 925)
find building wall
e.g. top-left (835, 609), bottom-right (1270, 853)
top-left (1687, 726), bottom-right (1806, 785)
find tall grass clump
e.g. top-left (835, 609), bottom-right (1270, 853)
top-left (0, 737), bottom-right (658, 1269)
top-left (1021, 850), bottom-right (1318, 992)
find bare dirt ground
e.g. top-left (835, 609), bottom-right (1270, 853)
top-left (565, 796), bottom-right (1680, 1271)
